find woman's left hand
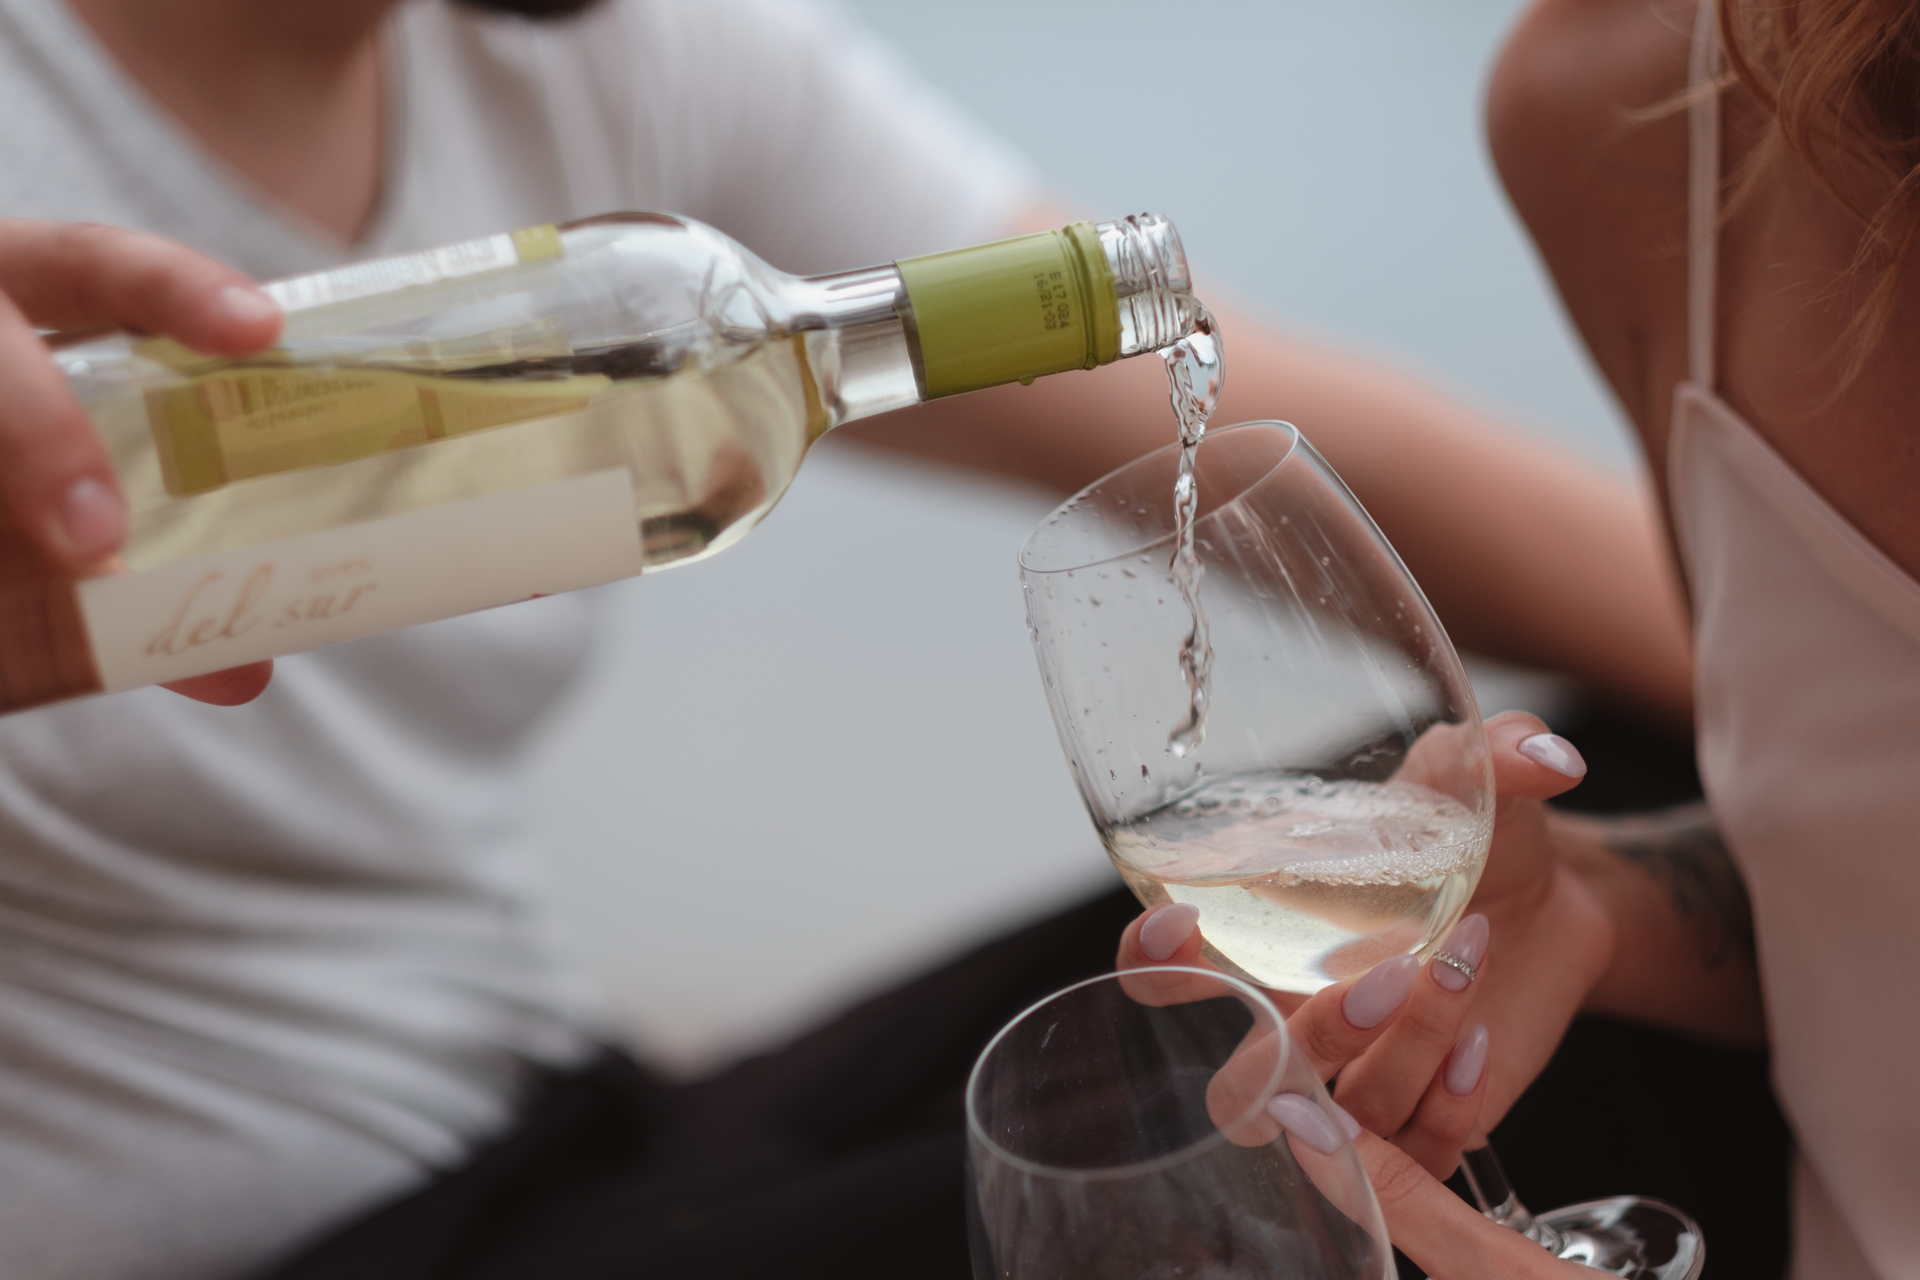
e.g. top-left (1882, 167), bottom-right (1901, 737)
top-left (1115, 711), bottom-right (1604, 1179)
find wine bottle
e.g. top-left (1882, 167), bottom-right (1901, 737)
top-left (0, 211), bottom-right (1199, 713)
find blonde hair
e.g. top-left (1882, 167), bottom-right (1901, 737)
top-left (1719, 0), bottom-right (1920, 378)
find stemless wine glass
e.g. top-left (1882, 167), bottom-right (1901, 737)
top-left (1018, 422), bottom-right (1703, 1278)
top-left (966, 966), bottom-right (1393, 1279)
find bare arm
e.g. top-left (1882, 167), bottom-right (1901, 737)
top-left (838, 203), bottom-right (1693, 729)
top-left (1558, 804), bottom-right (1765, 1042)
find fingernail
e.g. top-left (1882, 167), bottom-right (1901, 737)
top-left (1446, 1024), bottom-right (1490, 1096)
top-left (214, 284), bottom-right (280, 328)
top-left (1517, 732), bottom-right (1587, 779)
top-left (1267, 1093), bottom-right (1343, 1155)
top-left (1326, 1099), bottom-right (1363, 1142)
top-left (1431, 913), bottom-right (1490, 993)
top-left (1343, 955), bottom-right (1419, 1029)
top-left (1139, 903), bottom-right (1200, 962)
top-left (57, 476), bottom-right (126, 562)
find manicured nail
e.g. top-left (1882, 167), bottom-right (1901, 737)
top-left (1267, 1093), bottom-right (1343, 1155)
top-left (57, 476), bottom-right (126, 562)
top-left (1431, 913), bottom-right (1490, 993)
top-left (1446, 1024), bottom-right (1490, 1096)
top-left (1343, 955), bottom-right (1419, 1029)
top-left (214, 284), bottom-right (280, 328)
top-left (1326, 1099), bottom-right (1363, 1142)
top-left (1517, 732), bottom-right (1586, 779)
top-left (1139, 903), bottom-right (1200, 961)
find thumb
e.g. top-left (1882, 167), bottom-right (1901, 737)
top-left (1484, 711), bottom-right (1587, 802)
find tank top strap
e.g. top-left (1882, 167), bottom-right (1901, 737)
top-left (1687, 0), bottom-right (1724, 389)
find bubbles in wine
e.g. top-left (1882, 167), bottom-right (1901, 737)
top-left (1106, 772), bottom-right (1489, 991)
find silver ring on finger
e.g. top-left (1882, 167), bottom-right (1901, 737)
top-left (1430, 950), bottom-right (1478, 985)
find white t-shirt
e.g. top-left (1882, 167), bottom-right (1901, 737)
top-left (0, 2), bottom-right (1033, 1276)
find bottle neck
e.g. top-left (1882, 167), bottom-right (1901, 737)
top-left (1093, 214), bottom-right (1199, 358)
top-left (787, 265), bottom-right (923, 427)
top-left (789, 213), bottom-right (1199, 430)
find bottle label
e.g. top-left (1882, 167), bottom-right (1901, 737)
top-left (75, 467), bottom-right (645, 693)
top-left (149, 365), bottom-right (611, 497)
top-left (265, 225), bottom-right (564, 314)
top-left (896, 223), bottom-right (1120, 398)
top-left (141, 225), bottom-right (578, 496)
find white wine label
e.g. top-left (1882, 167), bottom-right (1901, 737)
top-left (265, 225), bottom-right (563, 314)
top-left (148, 366), bottom-right (612, 496)
top-left (77, 468), bottom-right (643, 692)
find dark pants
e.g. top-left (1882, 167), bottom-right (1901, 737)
top-left (261, 705), bottom-right (1791, 1280)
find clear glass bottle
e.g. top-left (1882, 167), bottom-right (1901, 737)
top-left (0, 211), bottom-right (1198, 713)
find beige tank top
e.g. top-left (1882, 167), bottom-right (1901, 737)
top-left (1670, 7), bottom-right (1920, 1277)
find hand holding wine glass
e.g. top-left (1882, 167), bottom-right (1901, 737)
top-left (1116, 710), bottom-right (1599, 1179)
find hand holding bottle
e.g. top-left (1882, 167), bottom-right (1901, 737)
top-left (0, 219), bottom-right (281, 706)
top-left (4, 210), bottom-right (1195, 716)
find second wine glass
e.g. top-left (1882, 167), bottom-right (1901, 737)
top-left (967, 966), bottom-right (1393, 1279)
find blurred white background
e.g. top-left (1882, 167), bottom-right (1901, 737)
top-left (526, 0), bottom-right (1635, 1075)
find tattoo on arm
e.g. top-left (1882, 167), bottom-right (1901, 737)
top-left (1602, 803), bottom-right (1756, 969)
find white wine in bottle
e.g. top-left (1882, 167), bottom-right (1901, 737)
top-left (2, 212), bottom-right (1201, 713)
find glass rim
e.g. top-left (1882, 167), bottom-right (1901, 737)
top-left (1017, 419), bottom-right (1302, 576)
top-left (964, 964), bottom-right (1293, 1183)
